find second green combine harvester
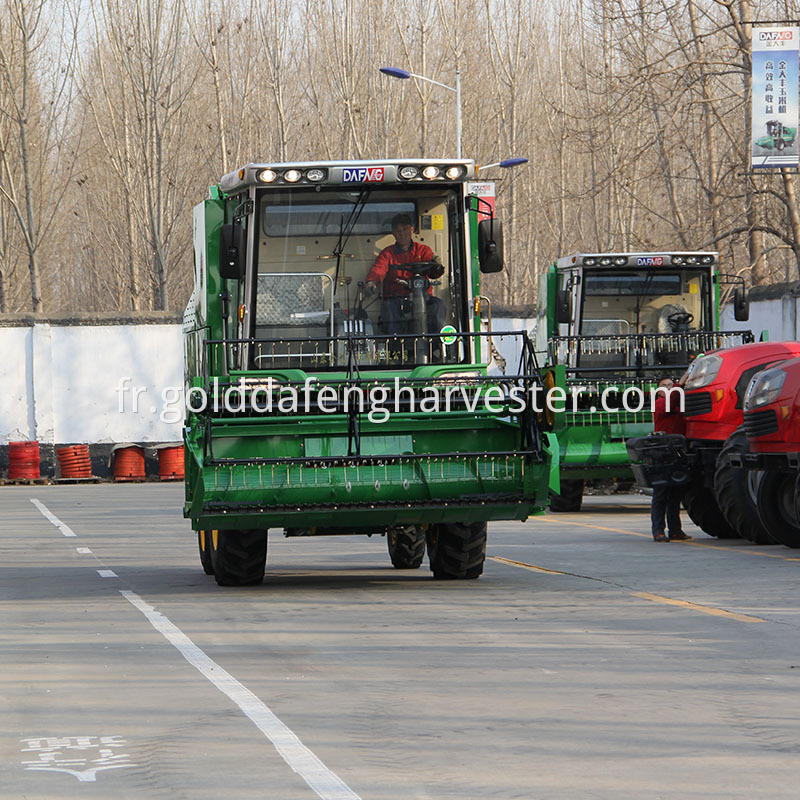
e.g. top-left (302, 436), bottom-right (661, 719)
top-left (184, 159), bottom-right (558, 585)
top-left (537, 251), bottom-right (753, 511)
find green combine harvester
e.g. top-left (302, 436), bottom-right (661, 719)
top-left (536, 251), bottom-right (753, 511)
top-left (183, 159), bottom-right (558, 584)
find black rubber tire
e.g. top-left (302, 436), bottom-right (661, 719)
top-left (682, 481), bottom-right (739, 539)
top-left (714, 429), bottom-right (777, 544)
top-left (387, 525), bottom-right (426, 569)
top-left (210, 529), bottom-right (268, 585)
top-left (426, 521), bottom-right (487, 580)
top-left (756, 471), bottom-right (800, 548)
top-left (549, 478), bottom-right (584, 512)
top-left (198, 530), bottom-right (215, 574)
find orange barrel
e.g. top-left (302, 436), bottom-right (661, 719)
top-left (57, 445), bottom-right (93, 479)
top-left (8, 441), bottom-right (40, 480)
top-left (113, 445), bottom-right (145, 481)
top-left (158, 446), bottom-right (184, 481)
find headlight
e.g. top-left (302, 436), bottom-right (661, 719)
top-left (599, 256), bottom-right (612, 265)
top-left (305, 168), bottom-right (326, 182)
top-left (421, 165), bottom-right (440, 179)
top-left (445, 165), bottom-right (464, 179)
top-left (583, 257), bottom-right (596, 265)
top-left (744, 368), bottom-right (786, 410)
top-left (283, 169), bottom-right (302, 183)
top-left (672, 255), bottom-right (685, 265)
top-left (257, 169), bottom-right (278, 183)
top-left (701, 255), bottom-right (713, 264)
top-left (613, 256), bottom-right (627, 265)
top-left (686, 255), bottom-right (698, 264)
top-left (399, 166), bottom-right (419, 179)
top-left (684, 353), bottom-right (723, 390)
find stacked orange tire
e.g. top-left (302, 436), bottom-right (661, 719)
top-left (8, 441), bottom-right (40, 480)
top-left (57, 445), bottom-right (93, 479)
top-left (158, 446), bottom-right (184, 481)
top-left (114, 445), bottom-right (145, 481)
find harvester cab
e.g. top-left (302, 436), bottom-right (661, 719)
top-left (183, 159), bottom-right (557, 585)
top-left (537, 251), bottom-right (753, 511)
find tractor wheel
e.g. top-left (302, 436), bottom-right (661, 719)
top-left (210, 529), bottom-right (268, 585)
top-left (756, 471), bottom-right (800, 548)
top-left (777, 138), bottom-right (785, 151)
top-left (198, 530), bottom-right (215, 574)
top-left (549, 478), bottom-right (584, 512)
top-left (387, 525), bottom-right (426, 569)
top-left (682, 482), bottom-right (739, 539)
top-left (426, 521), bottom-right (487, 580)
top-left (714, 429), bottom-right (777, 544)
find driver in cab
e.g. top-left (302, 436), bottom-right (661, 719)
top-left (364, 213), bottom-right (446, 334)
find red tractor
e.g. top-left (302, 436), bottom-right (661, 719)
top-left (739, 355), bottom-right (800, 547)
top-left (681, 341), bottom-right (800, 542)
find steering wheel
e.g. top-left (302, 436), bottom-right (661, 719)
top-left (667, 311), bottom-right (693, 330)
top-left (391, 261), bottom-right (443, 277)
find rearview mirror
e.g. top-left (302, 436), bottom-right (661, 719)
top-left (556, 289), bottom-right (572, 324)
top-left (733, 287), bottom-right (750, 321)
top-left (219, 223), bottom-right (246, 280)
top-left (478, 219), bottom-right (504, 273)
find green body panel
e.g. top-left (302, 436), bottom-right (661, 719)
top-left (549, 369), bottom-right (654, 480)
top-left (185, 420), bottom-right (549, 529)
top-left (184, 400), bottom-right (552, 530)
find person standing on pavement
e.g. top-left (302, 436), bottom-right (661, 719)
top-left (651, 376), bottom-right (693, 542)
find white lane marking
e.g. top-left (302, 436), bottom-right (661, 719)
top-left (77, 547), bottom-right (92, 554)
top-left (121, 590), bottom-right (361, 800)
top-left (97, 570), bottom-right (118, 578)
top-left (31, 499), bottom-right (77, 537)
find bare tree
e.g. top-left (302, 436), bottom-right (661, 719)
top-left (0, 0), bottom-right (81, 311)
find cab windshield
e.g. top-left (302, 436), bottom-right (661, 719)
top-left (580, 268), bottom-right (711, 336)
top-left (575, 267), bottom-right (712, 374)
top-left (249, 186), bottom-right (467, 369)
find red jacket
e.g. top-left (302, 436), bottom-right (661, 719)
top-left (366, 241), bottom-right (441, 298)
top-left (653, 392), bottom-right (686, 435)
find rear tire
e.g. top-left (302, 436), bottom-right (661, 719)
top-left (682, 481), bottom-right (739, 539)
top-left (714, 429), bottom-right (776, 544)
top-left (756, 471), bottom-right (800, 548)
top-left (210, 529), bottom-right (268, 585)
top-left (387, 525), bottom-right (426, 569)
top-left (549, 478), bottom-right (584, 512)
top-left (198, 530), bottom-right (215, 574)
top-left (426, 522), bottom-right (487, 580)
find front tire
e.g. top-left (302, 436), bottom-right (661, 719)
top-left (198, 530), bottom-right (215, 574)
top-left (756, 471), bottom-right (800, 548)
top-left (683, 481), bottom-right (739, 538)
top-left (549, 478), bottom-right (584, 512)
top-left (210, 529), bottom-right (268, 585)
top-left (387, 525), bottom-right (426, 569)
top-left (426, 522), bottom-right (487, 579)
top-left (714, 429), bottom-right (776, 544)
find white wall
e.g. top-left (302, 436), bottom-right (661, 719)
top-left (0, 328), bottom-right (34, 442)
top-left (0, 323), bottom-right (183, 445)
top-left (720, 295), bottom-right (800, 342)
top-left (484, 317), bottom-right (537, 374)
top-left (1, 295), bottom-right (793, 447)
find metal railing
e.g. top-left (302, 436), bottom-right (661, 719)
top-left (550, 330), bottom-right (753, 377)
top-left (191, 330), bottom-right (547, 467)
